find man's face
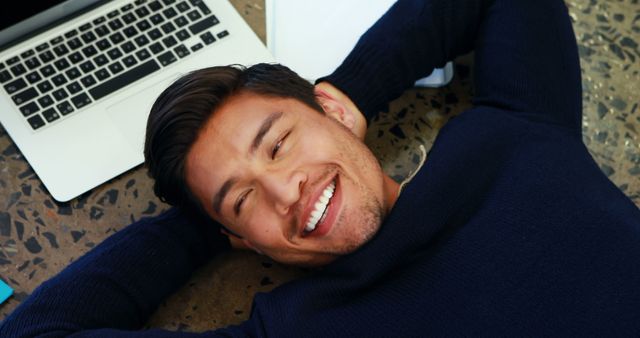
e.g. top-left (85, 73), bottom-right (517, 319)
top-left (185, 91), bottom-right (397, 266)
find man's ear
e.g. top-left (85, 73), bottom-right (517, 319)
top-left (314, 82), bottom-right (367, 140)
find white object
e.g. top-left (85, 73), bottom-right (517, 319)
top-left (0, 0), bottom-right (275, 201)
top-left (265, 0), bottom-right (453, 86)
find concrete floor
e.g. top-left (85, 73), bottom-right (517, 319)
top-left (0, 0), bottom-right (638, 332)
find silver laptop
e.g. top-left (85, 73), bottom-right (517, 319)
top-left (0, 0), bottom-right (274, 202)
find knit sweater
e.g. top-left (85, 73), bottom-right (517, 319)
top-left (2, 0), bottom-right (640, 336)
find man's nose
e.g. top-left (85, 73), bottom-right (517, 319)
top-left (260, 169), bottom-right (306, 214)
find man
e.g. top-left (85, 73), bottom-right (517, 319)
top-left (2, 0), bottom-right (639, 336)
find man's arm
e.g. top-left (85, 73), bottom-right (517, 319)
top-left (0, 207), bottom-right (247, 337)
top-left (319, 0), bottom-right (582, 136)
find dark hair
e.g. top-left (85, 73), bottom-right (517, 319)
top-left (144, 63), bottom-right (323, 213)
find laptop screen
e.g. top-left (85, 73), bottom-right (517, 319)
top-left (0, 0), bottom-right (105, 50)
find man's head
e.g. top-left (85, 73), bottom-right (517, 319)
top-left (145, 64), bottom-right (398, 266)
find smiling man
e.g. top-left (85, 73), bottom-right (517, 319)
top-left (149, 66), bottom-right (399, 266)
top-left (3, 0), bottom-right (640, 336)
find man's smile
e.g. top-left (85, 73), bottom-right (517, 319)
top-left (300, 174), bottom-right (341, 238)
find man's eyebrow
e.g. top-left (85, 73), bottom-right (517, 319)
top-left (212, 178), bottom-right (237, 215)
top-left (251, 111), bottom-right (283, 155)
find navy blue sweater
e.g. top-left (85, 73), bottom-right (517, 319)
top-left (2, 0), bottom-right (640, 336)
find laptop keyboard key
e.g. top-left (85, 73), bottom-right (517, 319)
top-left (80, 60), bottom-right (96, 73)
top-left (38, 95), bottom-right (54, 108)
top-left (51, 74), bottom-right (68, 87)
top-left (135, 35), bottom-right (150, 47)
top-left (94, 55), bottom-right (109, 67)
top-left (27, 114), bottom-right (45, 130)
top-left (148, 28), bottom-right (162, 40)
top-left (89, 59), bottom-right (160, 100)
top-left (95, 25), bottom-right (110, 37)
top-left (10, 64), bottom-right (27, 77)
top-left (136, 19), bottom-right (151, 31)
top-left (80, 74), bottom-right (97, 88)
top-left (79, 23), bottom-right (92, 32)
top-left (122, 55), bottom-right (138, 68)
top-left (69, 52), bottom-right (84, 64)
top-left (0, 70), bottom-right (11, 83)
top-left (176, 1), bottom-right (189, 12)
top-left (157, 51), bottom-right (177, 66)
top-left (200, 31), bottom-right (215, 45)
top-left (109, 61), bottom-right (124, 74)
top-left (93, 16), bottom-right (106, 25)
top-left (52, 88), bottom-right (69, 101)
top-left (189, 16), bottom-right (218, 35)
top-left (4, 78), bottom-right (27, 94)
top-left (161, 22), bottom-right (176, 34)
top-left (122, 13), bottom-right (137, 24)
top-left (121, 41), bottom-right (137, 54)
top-left (40, 65), bottom-right (55, 78)
top-left (26, 71), bottom-right (42, 84)
top-left (82, 45), bottom-right (98, 58)
top-left (107, 47), bottom-right (123, 60)
top-left (107, 9), bottom-right (120, 19)
top-left (149, 1), bottom-right (162, 12)
top-left (96, 38), bottom-right (112, 51)
top-left (150, 14), bottom-right (164, 25)
top-left (187, 10), bottom-right (201, 22)
top-left (174, 45), bottom-right (189, 58)
top-left (190, 42), bottom-right (203, 52)
top-left (68, 38), bottom-right (82, 50)
top-left (66, 67), bottom-right (82, 80)
top-left (65, 29), bottom-right (78, 38)
top-left (42, 108), bottom-right (60, 122)
top-left (25, 57), bottom-right (41, 70)
top-left (36, 42), bottom-right (49, 52)
top-left (57, 101), bottom-right (74, 115)
top-left (135, 49), bottom-right (151, 61)
top-left (109, 32), bottom-right (125, 45)
top-left (53, 45), bottom-right (69, 57)
top-left (21, 102), bottom-right (40, 117)
top-left (123, 26), bottom-right (139, 38)
top-left (39, 50), bottom-right (55, 63)
top-left (174, 16), bottom-right (188, 27)
top-left (20, 101), bottom-right (39, 116)
top-left (54, 59), bottom-right (71, 71)
top-left (37, 80), bottom-right (53, 93)
top-left (135, 7), bottom-right (150, 18)
top-left (12, 87), bottom-right (38, 105)
top-left (95, 68), bottom-right (110, 81)
top-left (162, 36), bottom-right (177, 48)
top-left (6, 57), bottom-right (19, 66)
top-left (176, 29), bottom-right (190, 41)
top-left (108, 19), bottom-right (124, 31)
top-left (81, 31), bottom-right (97, 44)
top-left (192, 0), bottom-right (211, 15)
top-left (50, 36), bottom-right (63, 45)
top-left (163, 8), bottom-right (177, 19)
top-left (67, 82), bottom-right (82, 94)
top-left (71, 93), bottom-right (92, 109)
top-left (217, 30), bottom-right (229, 39)
top-left (149, 42), bottom-right (164, 54)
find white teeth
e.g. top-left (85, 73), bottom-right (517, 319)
top-left (304, 180), bottom-right (336, 233)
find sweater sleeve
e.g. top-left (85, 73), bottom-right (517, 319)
top-left (319, 0), bottom-right (582, 136)
top-left (0, 207), bottom-right (251, 337)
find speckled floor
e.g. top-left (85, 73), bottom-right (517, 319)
top-left (0, 0), bottom-right (638, 331)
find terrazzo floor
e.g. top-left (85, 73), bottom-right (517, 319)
top-left (0, 0), bottom-right (638, 332)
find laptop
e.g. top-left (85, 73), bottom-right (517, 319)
top-left (265, 0), bottom-right (453, 86)
top-left (0, 0), bottom-right (274, 202)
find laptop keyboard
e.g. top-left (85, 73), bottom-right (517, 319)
top-left (0, 0), bottom-right (229, 131)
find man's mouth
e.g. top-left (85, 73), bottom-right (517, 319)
top-left (303, 177), bottom-right (337, 235)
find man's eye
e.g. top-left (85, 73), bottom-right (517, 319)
top-left (234, 190), bottom-right (250, 215)
top-left (271, 133), bottom-right (289, 159)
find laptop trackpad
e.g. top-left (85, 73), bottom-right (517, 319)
top-left (105, 74), bottom-right (179, 153)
